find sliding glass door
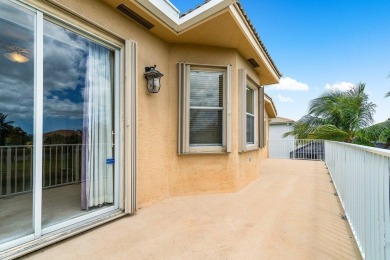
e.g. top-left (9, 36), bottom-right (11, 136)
top-left (0, 0), bottom-right (35, 245)
top-left (0, 0), bottom-right (120, 250)
top-left (42, 19), bottom-right (116, 230)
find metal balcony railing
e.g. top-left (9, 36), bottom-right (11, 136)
top-left (0, 144), bottom-right (81, 198)
top-left (269, 138), bottom-right (390, 259)
top-left (268, 139), bottom-right (325, 160)
top-left (325, 141), bottom-right (390, 259)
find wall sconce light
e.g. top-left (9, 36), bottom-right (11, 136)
top-left (3, 46), bottom-right (30, 63)
top-left (144, 65), bottom-right (163, 93)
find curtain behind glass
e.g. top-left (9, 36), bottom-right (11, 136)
top-left (81, 43), bottom-right (113, 210)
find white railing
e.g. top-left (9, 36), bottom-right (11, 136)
top-left (0, 144), bottom-right (81, 198)
top-left (268, 139), bottom-right (325, 160)
top-left (325, 141), bottom-right (390, 259)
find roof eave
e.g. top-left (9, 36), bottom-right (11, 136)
top-left (135, 0), bottom-right (236, 31)
top-left (134, 0), bottom-right (281, 84)
top-left (265, 95), bottom-right (277, 118)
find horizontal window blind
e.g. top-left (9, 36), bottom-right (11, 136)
top-left (246, 87), bottom-right (254, 114)
top-left (190, 71), bottom-right (223, 107)
top-left (246, 87), bottom-right (255, 144)
top-left (189, 70), bottom-right (224, 147)
top-left (246, 114), bottom-right (255, 144)
top-left (190, 109), bottom-right (222, 145)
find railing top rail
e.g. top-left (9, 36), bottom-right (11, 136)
top-left (0, 145), bottom-right (33, 148)
top-left (325, 140), bottom-right (390, 157)
top-left (268, 139), bottom-right (324, 141)
top-left (0, 144), bottom-right (82, 149)
top-left (42, 144), bottom-right (83, 147)
top-left (268, 139), bottom-right (390, 158)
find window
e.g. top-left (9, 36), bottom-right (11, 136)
top-left (178, 63), bottom-right (231, 154)
top-left (246, 83), bottom-right (256, 145)
top-left (239, 69), bottom-right (265, 152)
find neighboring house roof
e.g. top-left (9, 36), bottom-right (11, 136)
top-left (270, 116), bottom-right (295, 125)
top-left (104, 0), bottom-right (281, 85)
top-left (264, 93), bottom-right (277, 118)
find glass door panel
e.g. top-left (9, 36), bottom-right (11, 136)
top-left (42, 20), bottom-right (116, 229)
top-left (0, 0), bottom-right (35, 244)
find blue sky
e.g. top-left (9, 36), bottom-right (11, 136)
top-left (170, 0), bottom-right (390, 123)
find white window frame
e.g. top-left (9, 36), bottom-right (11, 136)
top-left (178, 63), bottom-right (232, 154)
top-left (239, 69), bottom-right (264, 152)
top-left (245, 80), bottom-right (258, 150)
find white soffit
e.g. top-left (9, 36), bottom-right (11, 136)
top-left (135, 0), bottom-right (280, 82)
top-left (136, 0), bottom-right (236, 31)
top-left (136, 0), bottom-right (180, 28)
top-left (177, 0), bottom-right (235, 30)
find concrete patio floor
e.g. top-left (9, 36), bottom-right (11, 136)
top-left (24, 159), bottom-right (361, 259)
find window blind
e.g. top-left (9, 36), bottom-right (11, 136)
top-left (246, 87), bottom-right (255, 144)
top-left (190, 71), bottom-right (224, 146)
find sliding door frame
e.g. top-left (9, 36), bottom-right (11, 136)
top-left (0, 0), bottom-right (125, 252)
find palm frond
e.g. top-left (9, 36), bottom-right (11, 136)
top-left (307, 124), bottom-right (349, 141)
top-left (352, 136), bottom-right (374, 146)
top-left (358, 120), bottom-right (390, 142)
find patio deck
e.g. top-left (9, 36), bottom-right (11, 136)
top-left (24, 159), bottom-right (361, 259)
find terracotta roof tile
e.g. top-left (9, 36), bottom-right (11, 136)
top-left (235, 2), bottom-right (282, 78)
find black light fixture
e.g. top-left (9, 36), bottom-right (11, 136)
top-left (144, 65), bottom-right (163, 93)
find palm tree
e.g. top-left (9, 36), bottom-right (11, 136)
top-left (358, 119), bottom-right (390, 143)
top-left (0, 113), bottom-right (14, 146)
top-left (285, 83), bottom-right (376, 144)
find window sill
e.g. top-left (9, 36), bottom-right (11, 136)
top-left (240, 145), bottom-right (259, 153)
top-left (178, 146), bottom-right (230, 155)
top-left (179, 151), bottom-right (230, 155)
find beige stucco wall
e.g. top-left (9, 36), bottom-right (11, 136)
top-left (235, 54), bottom-right (270, 191)
top-left (30, 0), bottom-right (274, 209)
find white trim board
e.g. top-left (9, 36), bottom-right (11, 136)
top-left (136, 0), bottom-right (236, 32)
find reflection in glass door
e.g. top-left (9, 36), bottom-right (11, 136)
top-left (0, 0), bottom-right (120, 251)
top-left (42, 20), bottom-right (116, 229)
top-left (0, 0), bottom-right (35, 244)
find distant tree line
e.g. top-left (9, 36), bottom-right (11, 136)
top-left (0, 113), bottom-right (31, 146)
top-left (0, 112), bottom-right (82, 146)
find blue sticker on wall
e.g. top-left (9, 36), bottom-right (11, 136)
top-left (106, 158), bottom-right (115, 164)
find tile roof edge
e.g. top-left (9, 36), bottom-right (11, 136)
top-left (235, 1), bottom-right (282, 78)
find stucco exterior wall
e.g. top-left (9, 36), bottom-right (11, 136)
top-left (30, 0), bottom-right (275, 209)
top-left (167, 45), bottom-right (237, 196)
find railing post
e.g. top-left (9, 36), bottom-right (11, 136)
top-left (75, 145), bottom-right (80, 183)
top-left (385, 158), bottom-right (390, 258)
top-left (6, 147), bottom-right (11, 196)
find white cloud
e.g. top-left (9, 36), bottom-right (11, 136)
top-left (270, 77), bottom-right (309, 91)
top-left (325, 82), bottom-right (354, 92)
top-left (277, 94), bottom-right (294, 103)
